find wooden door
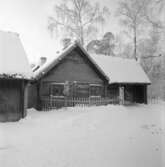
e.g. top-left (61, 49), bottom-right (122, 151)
top-left (0, 81), bottom-right (21, 122)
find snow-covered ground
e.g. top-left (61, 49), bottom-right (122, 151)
top-left (0, 102), bottom-right (165, 167)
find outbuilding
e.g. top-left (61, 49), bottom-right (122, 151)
top-left (91, 54), bottom-right (151, 104)
top-left (0, 31), bottom-right (32, 122)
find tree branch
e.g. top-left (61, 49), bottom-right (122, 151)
top-left (141, 54), bottom-right (162, 59)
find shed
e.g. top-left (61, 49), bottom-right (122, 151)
top-left (0, 31), bottom-right (32, 122)
top-left (91, 54), bottom-right (151, 104)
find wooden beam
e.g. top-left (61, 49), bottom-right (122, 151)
top-left (23, 81), bottom-right (29, 118)
top-left (37, 82), bottom-right (42, 110)
top-left (119, 86), bottom-right (124, 105)
top-left (104, 82), bottom-right (108, 98)
top-left (144, 85), bottom-right (148, 104)
top-left (21, 80), bottom-right (25, 118)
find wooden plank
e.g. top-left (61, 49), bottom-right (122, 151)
top-left (144, 85), bottom-right (148, 104)
top-left (119, 86), bottom-right (124, 105)
top-left (23, 81), bottom-right (29, 118)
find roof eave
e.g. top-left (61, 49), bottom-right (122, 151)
top-left (109, 82), bottom-right (151, 85)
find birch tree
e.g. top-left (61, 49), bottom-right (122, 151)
top-left (116, 0), bottom-right (149, 60)
top-left (144, 0), bottom-right (165, 29)
top-left (48, 0), bottom-right (110, 46)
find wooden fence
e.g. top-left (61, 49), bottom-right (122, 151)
top-left (148, 96), bottom-right (160, 104)
top-left (40, 97), bottom-right (119, 111)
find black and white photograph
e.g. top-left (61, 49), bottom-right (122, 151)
top-left (0, 0), bottom-right (165, 166)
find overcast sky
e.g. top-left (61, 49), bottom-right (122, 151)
top-left (0, 0), bottom-right (120, 62)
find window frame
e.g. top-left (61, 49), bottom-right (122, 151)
top-left (89, 84), bottom-right (102, 98)
top-left (75, 83), bottom-right (90, 98)
top-left (50, 82), bottom-right (65, 98)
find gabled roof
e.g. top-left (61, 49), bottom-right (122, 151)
top-left (33, 42), bottom-right (109, 81)
top-left (91, 54), bottom-right (151, 84)
top-left (0, 31), bottom-right (32, 79)
top-left (34, 42), bottom-right (151, 84)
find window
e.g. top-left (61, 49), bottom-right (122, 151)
top-left (90, 84), bottom-right (102, 97)
top-left (76, 84), bottom-right (89, 97)
top-left (50, 83), bottom-right (64, 97)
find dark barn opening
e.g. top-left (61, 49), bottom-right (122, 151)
top-left (124, 84), bottom-right (147, 104)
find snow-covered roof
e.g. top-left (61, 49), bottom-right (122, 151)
top-left (33, 41), bottom-right (150, 84)
top-left (33, 42), bottom-right (109, 81)
top-left (0, 31), bottom-right (32, 79)
top-left (91, 54), bottom-right (151, 84)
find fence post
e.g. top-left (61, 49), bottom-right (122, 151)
top-left (64, 96), bottom-right (67, 107)
top-left (119, 86), bottom-right (124, 105)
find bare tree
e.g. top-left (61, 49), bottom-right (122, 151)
top-left (116, 0), bottom-right (149, 60)
top-left (48, 0), bottom-right (110, 46)
top-left (138, 27), bottom-right (161, 73)
top-left (144, 0), bottom-right (165, 29)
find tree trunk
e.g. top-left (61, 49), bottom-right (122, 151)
top-left (133, 27), bottom-right (137, 61)
top-left (80, 26), bottom-right (84, 46)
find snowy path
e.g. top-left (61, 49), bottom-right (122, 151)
top-left (0, 103), bottom-right (164, 167)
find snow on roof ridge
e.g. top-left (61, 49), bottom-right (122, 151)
top-left (33, 41), bottom-right (109, 81)
top-left (91, 53), bottom-right (135, 61)
top-left (33, 41), bottom-right (79, 78)
top-left (33, 43), bottom-right (150, 84)
top-left (0, 30), bottom-right (19, 36)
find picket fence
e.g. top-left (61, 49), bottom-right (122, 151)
top-left (41, 97), bottom-right (119, 111)
top-left (148, 96), bottom-right (160, 104)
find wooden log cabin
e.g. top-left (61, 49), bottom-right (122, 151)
top-left (0, 31), bottom-right (32, 122)
top-left (29, 42), bottom-right (151, 110)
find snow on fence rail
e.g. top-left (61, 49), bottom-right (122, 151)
top-left (41, 97), bottom-right (119, 111)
